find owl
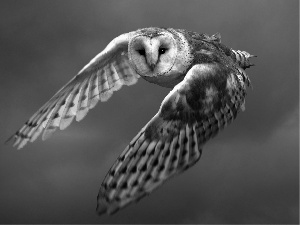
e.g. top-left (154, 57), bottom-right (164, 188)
top-left (6, 27), bottom-right (255, 215)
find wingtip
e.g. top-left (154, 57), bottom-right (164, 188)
top-left (96, 204), bottom-right (107, 216)
top-left (96, 193), bottom-right (121, 216)
top-left (96, 196), bottom-right (110, 216)
top-left (5, 134), bottom-right (17, 147)
top-left (4, 135), bottom-right (14, 146)
top-left (4, 134), bottom-right (27, 150)
top-left (96, 205), bottom-right (119, 217)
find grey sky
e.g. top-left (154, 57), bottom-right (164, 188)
top-left (0, 0), bottom-right (298, 223)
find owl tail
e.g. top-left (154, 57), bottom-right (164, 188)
top-left (231, 49), bottom-right (257, 69)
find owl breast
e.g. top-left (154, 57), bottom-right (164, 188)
top-left (142, 71), bottom-right (186, 88)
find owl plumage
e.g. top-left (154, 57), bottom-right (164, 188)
top-left (6, 27), bottom-right (255, 215)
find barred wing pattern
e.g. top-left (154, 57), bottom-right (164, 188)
top-left (6, 33), bottom-right (139, 149)
top-left (97, 63), bottom-right (250, 215)
top-left (231, 49), bottom-right (256, 70)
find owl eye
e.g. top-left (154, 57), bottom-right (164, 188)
top-left (137, 49), bottom-right (146, 56)
top-left (159, 48), bottom-right (167, 55)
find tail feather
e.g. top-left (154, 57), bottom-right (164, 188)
top-left (231, 49), bottom-right (257, 69)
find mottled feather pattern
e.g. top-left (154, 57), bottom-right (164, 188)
top-left (7, 52), bottom-right (139, 149)
top-left (97, 58), bottom-right (250, 215)
top-left (6, 27), bottom-right (254, 216)
top-left (97, 124), bottom-right (203, 215)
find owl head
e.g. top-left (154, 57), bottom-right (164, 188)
top-left (128, 28), bottom-right (192, 81)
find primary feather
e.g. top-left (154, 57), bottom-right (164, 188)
top-left (6, 34), bottom-right (139, 149)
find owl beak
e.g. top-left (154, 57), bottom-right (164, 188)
top-left (149, 63), bottom-right (156, 71)
top-left (146, 43), bottom-right (159, 71)
top-left (147, 53), bottom-right (158, 71)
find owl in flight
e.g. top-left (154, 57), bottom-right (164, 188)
top-left (6, 27), bottom-right (255, 215)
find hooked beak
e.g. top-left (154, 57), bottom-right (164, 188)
top-left (149, 63), bottom-right (156, 71)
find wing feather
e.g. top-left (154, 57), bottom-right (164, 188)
top-left (59, 83), bottom-right (82, 130)
top-left (76, 77), bottom-right (91, 122)
top-left (6, 32), bottom-right (139, 149)
top-left (98, 68), bottom-right (113, 102)
top-left (97, 63), bottom-right (251, 215)
top-left (42, 91), bottom-right (73, 140)
top-left (88, 73), bottom-right (100, 109)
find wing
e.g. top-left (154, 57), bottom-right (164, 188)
top-left (97, 62), bottom-right (251, 215)
top-left (6, 32), bottom-right (140, 149)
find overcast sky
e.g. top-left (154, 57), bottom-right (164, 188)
top-left (0, 0), bottom-right (299, 224)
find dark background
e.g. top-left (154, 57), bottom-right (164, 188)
top-left (0, 0), bottom-right (298, 224)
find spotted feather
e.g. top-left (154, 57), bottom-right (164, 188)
top-left (97, 61), bottom-right (250, 215)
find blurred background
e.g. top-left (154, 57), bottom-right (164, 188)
top-left (0, 0), bottom-right (298, 223)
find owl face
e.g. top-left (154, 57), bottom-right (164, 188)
top-left (128, 32), bottom-right (178, 77)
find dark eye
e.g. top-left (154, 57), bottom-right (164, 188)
top-left (159, 48), bottom-right (167, 55)
top-left (137, 49), bottom-right (146, 56)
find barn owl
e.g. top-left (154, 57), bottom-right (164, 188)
top-left (6, 27), bottom-right (255, 215)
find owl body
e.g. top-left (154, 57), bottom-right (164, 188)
top-left (134, 28), bottom-right (244, 90)
top-left (7, 27), bottom-right (255, 216)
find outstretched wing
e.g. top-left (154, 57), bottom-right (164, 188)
top-left (6, 32), bottom-right (139, 149)
top-left (97, 63), bottom-right (251, 215)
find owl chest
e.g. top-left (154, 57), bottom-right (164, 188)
top-left (141, 71), bottom-right (186, 88)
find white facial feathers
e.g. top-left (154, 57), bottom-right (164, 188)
top-left (128, 32), bottom-right (178, 77)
